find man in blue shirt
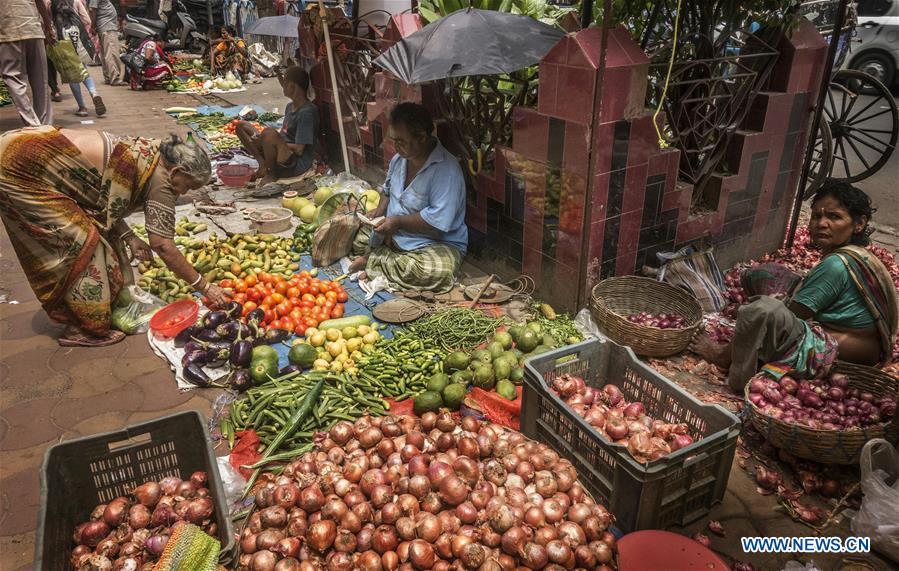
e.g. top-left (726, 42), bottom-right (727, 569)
top-left (236, 66), bottom-right (318, 186)
top-left (349, 103), bottom-right (468, 293)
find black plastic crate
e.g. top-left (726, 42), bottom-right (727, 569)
top-left (522, 338), bottom-right (740, 533)
top-left (35, 411), bottom-right (234, 569)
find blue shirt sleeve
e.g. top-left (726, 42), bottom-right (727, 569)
top-left (418, 161), bottom-right (466, 233)
top-left (792, 255), bottom-right (847, 314)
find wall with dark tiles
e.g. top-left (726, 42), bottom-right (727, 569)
top-left (302, 17), bottom-right (827, 312)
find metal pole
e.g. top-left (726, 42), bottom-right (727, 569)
top-left (580, 0), bottom-right (593, 30)
top-left (207, 0), bottom-right (215, 69)
top-left (785, 0), bottom-right (849, 247)
top-left (575, 0), bottom-right (612, 308)
top-left (318, 0), bottom-right (352, 173)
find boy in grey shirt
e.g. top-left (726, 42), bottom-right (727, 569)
top-left (89, 0), bottom-right (124, 85)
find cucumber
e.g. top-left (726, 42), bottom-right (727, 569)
top-left (318, 315), bottom-right (371, 331)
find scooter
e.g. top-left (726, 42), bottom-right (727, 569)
top-left (122, 0), bottom-right (207, 52)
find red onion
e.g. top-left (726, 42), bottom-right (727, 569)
top-left (307, 520), bottom-right (337, 552)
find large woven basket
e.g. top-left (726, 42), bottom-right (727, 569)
top-left (589, 276), bottom-right (703, 357)
top-left (745, 362), bottom-right (899, 465)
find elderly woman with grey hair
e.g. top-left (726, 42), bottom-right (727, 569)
top-left (0, 126), bottom-right (229, 346)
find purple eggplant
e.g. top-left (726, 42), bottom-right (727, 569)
top-left (279, 364), bottom-right (304, 376)
top-left (181, 349), bottom-right (207, 368)
top-left (174, 325), bottom-right (199, 348)
top-left (246, 308), bottom-right (265, 325)
top-left (224, 301), bottom-right (244, 319)
top-left (183, 340), bottom-right (203, 355)
top-left (263, 328), bottom-right (290, 345)
top-left (184, 364), bottom-right (213, 387)
top-left (230, 340), bottom-right (253, 368)
top-left (194, 328), bottom-right (221, 343)
top-left (229, 369), bottom-right (253, 391)
top-left (206, 346), bottom-right (230, 368)
top-left (217, 320), bottom-right (251, 341)
top-left (202, 310), bottom-right (228, 330)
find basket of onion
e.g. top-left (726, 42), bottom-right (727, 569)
top-left (589, 276), bottom-right (702, 357)
top-left (36, 411), bottom-right (234, 570)
top-left (744, 362), bottom-right (898, 465)
top-left (236, 412), bottom-right (620, 571)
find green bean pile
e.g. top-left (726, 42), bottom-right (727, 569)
top-left (257, 111), bottom-right (283, 123)
top-left (406, 307), bottom-right (505, 352)
top-left (222, 371), bottom-right (389, 458)
top-left (355, 330), bottom-right (445, 401)
top-left (178, 111), bottom-right (229, 130)
top-left (531, 309), bottom-right (583, 346)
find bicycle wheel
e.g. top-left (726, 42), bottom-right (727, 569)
top-left (824, 69), bottom-right (898, 182)
top-left (804, 120), bottom-right (833, 199)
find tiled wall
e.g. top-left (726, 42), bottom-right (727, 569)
top-left (302, 17), bottom-right (827, 312)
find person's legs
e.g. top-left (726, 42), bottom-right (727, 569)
top-left (69, 82), bottom-right (88, 114)
top-left (23, 39), bottom-right (52, 124)
top-left (83, 76), bottom-right (106, 116)
top-left (258, 128), bottom-right (293, 183)
top-left (236, 122), bottom-right (267, 178)
top-left (46, 56), bottom-right (61, 99)
top-left (100, 31), bottom-right (125, 85)
top-left (0, 41), bottom-right (41, 126)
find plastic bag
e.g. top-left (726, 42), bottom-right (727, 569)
top-left (575, 308), bottom-right (606, 340)
top-left (851, 438), bottom-right (899, 563)
top-left (47, 40), bottom-right (89, 83)
top-left (110, 286), bottom-right (165, 335)
top-left (215, 456), bottom-right (248, 511)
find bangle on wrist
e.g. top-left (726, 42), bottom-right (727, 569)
top-left (202, 281), bottom-right (211, 294)
top-left (190, 274), bottom-right (203, 287)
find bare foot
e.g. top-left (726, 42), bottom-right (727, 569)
top-left (348, 254), bottom-right (369, 273)
top-left (250, 168), bottom-right (266, 181)
top-left (258, 176), bottom-right (278, 187)
top-left (689, 331), bottom-right (732, 369)
top-left (59, 325), bottom-right (126, 347)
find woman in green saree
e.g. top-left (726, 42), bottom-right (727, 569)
top-left (0, 126), bottom-right (230, 346)
top-left (692, 181), bottom-right (898, 391)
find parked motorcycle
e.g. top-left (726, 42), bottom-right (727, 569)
top-left (122, 0), bottom-right (207, 52)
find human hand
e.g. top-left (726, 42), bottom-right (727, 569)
top-left (204, 284), bottom-right (230, 308)
top-left (127, 235), bottom-right (154, 262)
top-left (374, 216), bottom-right (402, 236)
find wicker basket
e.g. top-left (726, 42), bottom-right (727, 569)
top-left (589, 276), bottom-right (703, 357)
top-left (745, 362), bottom-right (899, 465)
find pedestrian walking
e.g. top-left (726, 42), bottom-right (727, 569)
top-left (0, 0), bottom-right (55, 126)
top-left (50, 0), bottom-right (107, 116)
top-left (89, 0), bottom-right (125, 85)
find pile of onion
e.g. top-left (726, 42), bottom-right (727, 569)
top-left (748, 372), bottom-right (896, 431)
top-left (625, 312), bottom-right (686, 330)
top-left (69, 472), bottom-right (217, 570)
top-left (237, 413), bottom-right (618, 571)
top-left (550, 374), bottom-right (698, 464)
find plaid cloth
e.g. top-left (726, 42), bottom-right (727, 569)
top-left (153, 522), bottom-right (220, 571)
top-left (366, 242), bottom-right (461, 294)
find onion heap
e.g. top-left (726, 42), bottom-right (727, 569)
top-left (237, 413), bottom-right (618, 570)
top-left (69, 472), bottom-right (217, 571)
top-left (625, 312), bottom-right (686, 330)
top-left (550, 374), bottom-right (697, 464)
top-left (748, 373), bottom-right (896, 430)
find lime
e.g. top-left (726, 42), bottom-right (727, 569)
top-left (288, 343), bottom-right (318, 368)
top-left (413, 391), bottom-right (443, 415)
top-left (444, 351), bottom-right (471, 372)
top-left (517, 330), bottom-right (540, 353)
top-left (442, 383), bottom-right (467, 411)
top-left (252, 345), bottom-right (278, 364)
top-left (426, 372), bottom-right (450, 394)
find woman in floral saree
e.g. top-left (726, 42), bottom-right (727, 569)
top-left (692, 181), bottom-right (898, 391)
top-left (0, 127), bottom-right (229, 346)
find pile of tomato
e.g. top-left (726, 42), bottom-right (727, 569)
top-left (218, 270), bottom-right (348, 335)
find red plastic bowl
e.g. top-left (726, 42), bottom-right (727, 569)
top-left (217, 163), bottom-right (254, 188)
top-left (150, 299), bottom-right (199, 338)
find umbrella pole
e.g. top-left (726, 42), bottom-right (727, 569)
top-left (318, 0), bottom-right (351, 174)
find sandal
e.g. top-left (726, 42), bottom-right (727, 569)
top-left (75, 108), bottom-right (89, 117)
top-left (58, 326), bottom-right (126, 347)
top-left (51, 92), bottom-right (63, 102)
top-left (92, 95), bottom-right (106, 117)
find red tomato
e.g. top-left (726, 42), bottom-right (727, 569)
top-left (299, 271), bottom-right (311, 279)
top-left (263, 308), bottom-right (276, 323)
top-left (232, 293), bottom-right (247, 304)
top-left (275, 302), bottom-right (292, 317)
top-left (280, 317), bottom-right (294, 333)
top-left (293, 323), bottom-right (307, 336)
top-left (261, 295), bottom-right (274, 307)
top-left (301, 293), bottom-right (315, 303)
top-left (242, 301), bottom-right (258, 316)
top-left (245, 274), bottom-right (257, 287)
top-left (330, 306), bottom-right (345, 319)
top-left (257, 272), bottom-right (271, 284)
top-left (287, 287), bottom-right (300, 299)
top-left (289, 308), bottom-right (303, 322)
top-left (325, 291), bottom-right (337, 302)
top-left (315, 295), bottom-right (327, 307)
top-left (303, 316), bottom-right (317, 327)
top-left (271, 293), bottom-right (285, 305)
top-left (275, 281), bottom-right (289, 295)
top-left (336, 290), bottom-right (349, 303)
top-left (299, 300), bottom-right (314, 309)
top-left (220, 279), bottom-right (234, 289)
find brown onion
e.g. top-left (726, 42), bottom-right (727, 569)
top-left (127, 504), bottom-right (150, 530)
top-left (159, 476), bottom-right (181, 496)
top-left (299, 484), bottom-right (325, 513)
top-left (520, 542), bottom-right (548, 569)
top-left (257, 529), bottom-right (285, 551)
top-left (501, 526), bottom-right (528, 555)
top-left (307, 520), bottom-right (337, 553)
top-left (249, 550), bottom-right (277, 571)
top-left (132, 482), bottom-right (161, 508)
top-left (103, 498), bottom-right (129, 527)
top-left (435, 411), bottom-right (456, 432)
top-left (416, 513), bottom-right (441, 543)
top-left (546, 539), bottom-right (571, 564)
top-left (185, 497), bottom-right (214, 524)
top-left (438, 475), bottom-right (468, 506)
top-left (372, 525), bottom-right (399, 554)
top-left (274, 559), bottom-right (302, 571)
top-left (408, 540), bottom-right (436, 570)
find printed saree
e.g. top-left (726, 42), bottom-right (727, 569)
top-left (0, 126), bottom-right (161, 335)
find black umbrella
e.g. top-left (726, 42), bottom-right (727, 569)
top-left (373, 8), bottom-right (565, 84)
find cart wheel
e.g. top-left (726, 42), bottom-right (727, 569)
top-left (804, 120), bottom-right (833, 199)
top-left (825, 69), bottom-right (898, 182)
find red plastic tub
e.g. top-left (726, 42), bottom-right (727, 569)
top-left (150, 299), bottom-right (199, 337)
top-left (217, 163), bottom-right (254, 187)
